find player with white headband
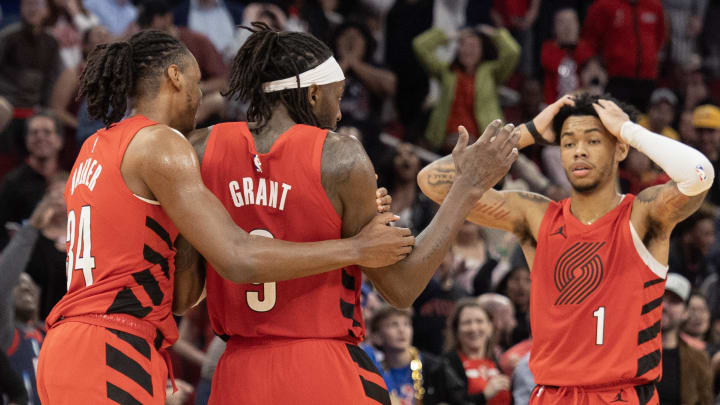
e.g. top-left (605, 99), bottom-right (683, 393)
top-left (182, 22), bottom-right (521, 404)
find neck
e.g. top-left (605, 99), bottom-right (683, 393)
top-left (461, 345), bottom-right (486, 359)
top-left (384, 347), bottom-right (412, 369)
top-left (135, 94), bottom-right (178, 131)
top-left (568, 180), bottom-right (621, 225)
top-left (27, 155), bottom-right (58, 179)
top-left (662, 329), bottom-right (679, 349)
top-left (250, 104), bottom-right (297, 153)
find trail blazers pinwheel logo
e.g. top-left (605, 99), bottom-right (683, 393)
top-left (554, 241), bottom-right (606, 305)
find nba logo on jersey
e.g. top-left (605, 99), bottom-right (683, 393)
top-left (696, 164), bottom-right (708, 182)
top-left (254, 154), bottom-right (262, 173)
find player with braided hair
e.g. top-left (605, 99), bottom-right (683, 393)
top-left (184, 22), bottom-right (520, 404)
top-left (36, 29), bottom-right (416, 405)
top-left (419, 93), bottom-right (714, 404)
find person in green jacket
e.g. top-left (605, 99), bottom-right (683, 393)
top-left (413, 25), bottom-right (520, 151)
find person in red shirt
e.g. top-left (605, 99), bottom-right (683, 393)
top-left (541, 8), bottom-right (594, 105)
top-left (181, 22), bottom-right (521, 405)
top-left (582, 0), bottom-right (665, 111)
top-left (419, 92), bottom-right (714, 404)
top-left (35, 29), bottom-right (416, 405)
top-left (443, 298), bottom-right (511, 404)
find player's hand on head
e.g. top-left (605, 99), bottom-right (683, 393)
top-left (592, 98), bottom-right (630, 139)
top-left (483, 374), bottom-right (511, 399)
top-left (376, 187), bottom-right (392, 213)
top-left (354, 212), bottom-right (414, 268)
top-left (452, 121), bottom-right (519, 200)
top-left (531, 94), bottom-right (576, 144)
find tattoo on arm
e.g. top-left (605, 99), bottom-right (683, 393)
top-left (473, 200), bottom-right (510, 220)
top-left (516, 191), bottom-right (550, 203)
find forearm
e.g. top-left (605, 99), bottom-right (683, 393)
top-left (620, 121), bottom-right (714, 196)
top-left (364, 184), bottom-right (474, 307)
top-left (0, 225), bottom-right (38, 350)
top-left (351, 61), bottom-right (397, 98)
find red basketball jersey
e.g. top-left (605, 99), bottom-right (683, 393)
top-left (201, 122), bottom-right (365, 342)
top-left (529, 195), bottom-right (667, 387)
top-left (46, 115), bottom-right (180, 348)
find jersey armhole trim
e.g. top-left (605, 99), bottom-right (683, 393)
top-left (133, 194), bottom-right (161, 205)
top-left (629, 221), bottom-right (668, 279)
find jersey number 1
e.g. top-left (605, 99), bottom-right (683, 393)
top-left (593, 306), bottom-right (605, 345)
top-left (66, 206), bottom-right (96, 289)
top-left (246, 229), bottom-right (277, 312)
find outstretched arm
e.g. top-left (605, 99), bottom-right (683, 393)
top-left (331, 121), bottom-right (520, 308)
top-left (126, 125), bottom-right (413, 285)
top-left (592, 99), bottom-right (714, 230)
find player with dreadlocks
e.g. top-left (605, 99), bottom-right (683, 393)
top-left (35, 29), bottom-right (416, 405)
top-left (185, 22), bottom-right (520, 404)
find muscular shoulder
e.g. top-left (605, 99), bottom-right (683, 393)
top-left (321, 132), bottom-right (375, 197)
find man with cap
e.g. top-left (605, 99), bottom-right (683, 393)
top-left (693, 104), bottom-right (720, 205)
top-left (639, 88), bottom-right (680, 141)
top-left (657, 273), bottom-right (713, 405)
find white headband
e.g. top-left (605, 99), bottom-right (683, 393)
top-left (261, 56), bottom-right (345, 93)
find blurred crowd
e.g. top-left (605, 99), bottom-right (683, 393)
top-left (1, 0), bottom-right (720, 404)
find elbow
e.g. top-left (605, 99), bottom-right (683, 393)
top-left (679, 157), bottom-right (715, 196)
top-left (214, 253), bottom-right (260, 284)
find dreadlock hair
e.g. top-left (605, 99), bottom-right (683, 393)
top-left (77, 30), bottom-right (189, 127)
top-left (552, 93), bottom-right (639, 138)
top-left (225, 22), bottom-right (334, 130)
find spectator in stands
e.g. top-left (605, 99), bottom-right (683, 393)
top-left (0, 0), bottom-right (62, 171)
top-left (496, 262), bottom-right (531, 346)
top-left (413, 23), bottom-right (520, 152)
top-left (692, 104), bottom-right (720, 205)
top-left (669, 205), bottom-right (718, 287)
top-left (638, 88), bottom-right (680, 141)
top-left (371, 305), bottom-right (462, 405)
top-left (48, 0), bottom-right (98, 69)
top-left (0, 111), bottom-right (64, 249)
top-left (333, 20), bottom-right (396, 156)
top-left (540, 7), bottom-right (593, 106)
top-left (412, 252), bottom-right (469, 355)
top-left (51, 24), bottom-right (110, 138)
top-left (138, 0), bottom-right (228, 125)
top-left (477, 293), bottom-right (517, 352)
top-left (582, 0), bottom-right (665, 110)
top-left (173, 0), bottom-right (243, 60)
top-left (443, 298), bottom-right (511, 404)
top-left (0, 351), bottom-right (27, 405)
top-left (0, 174), bottom-right (67, 320)
top-left (663, 0), bottom-right (707, 74)
top-left (658, 273), bottom-right (713, 405)
top-left (684, 292), bottom-right (714, 350)
top-left (511, 352), bottom-right (534, 405)
top-left (82, 0), bottom-right (136, 37)
top-left (377, 143), bottom-right (434, 236)
top-left (451, 222), bottom-right (500, 296)
top-left (491, 0), bottom-right (540, 76)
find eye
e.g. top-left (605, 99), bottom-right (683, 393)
top-left (563, 142), bottom-right (574, 148)
top-left (589, 139), bottom-right (600, 144)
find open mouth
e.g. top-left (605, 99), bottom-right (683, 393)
top-left (571, 163), bottom-right (592, 178)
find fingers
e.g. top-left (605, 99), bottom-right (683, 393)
top-left (557, 94), bottom-right (576, 107)
top-left (376, 187), bottom-right (387, 198)
top-left (478, 119), bottom-right (502, 143)
top-left (375, 212), bottom-right (400, 225)
top-left (498, 123), bottom-right (516, 152)
top-left (394, 226), bottom-right (412, 237)
top-left (506, 147), bottom-right (519, 166)
top-left (452, 125), bottom-right (470, 158)
top-left (401, 235), bottom-right (415, 246)
top-left (398, 246), bottom-right (413, 255)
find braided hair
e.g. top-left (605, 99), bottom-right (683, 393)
top-left (78, 30), bottom-right (189, 127)
top-left (225, 22), bottom-right (333, 130)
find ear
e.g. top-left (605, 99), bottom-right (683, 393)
top-left (615, 140), bottom-right (629, 162)
top-left (307, 84), bottom-right (320, 107)
top-left (167, 64), bottom-right (183, 91)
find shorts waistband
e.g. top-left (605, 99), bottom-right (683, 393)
top-left (53, 313), bottom-right (158, 347)
top-left (226, 335), bottom-right (359, 348)
top-left (539, 381), bottom-right (654, 393)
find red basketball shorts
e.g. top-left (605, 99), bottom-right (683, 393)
top-left (530, 383), bottom-right (658, 405)
top-left (209, 337), bottom-right (390, 405)
top-left (37, 320), bottom-right (168, 405)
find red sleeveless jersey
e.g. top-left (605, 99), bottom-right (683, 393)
top-left (46, 115), bottom-right (180, 348)
top-left (529, 195), bottom-right (668, 387)
top-left (201, 122), bottom-right (365, 343)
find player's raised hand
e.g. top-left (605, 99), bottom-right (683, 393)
top-left (451, 121), bottom-right (519, 200)
top-left (353, 212), bottom-right (414, 268)
top-left (592, 98), bottom-right (630, 139)
top-left (376, 187), bottom-right (392, 213)
top-left (528, 94), bottom-right (576, 144)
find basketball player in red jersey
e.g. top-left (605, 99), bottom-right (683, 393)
top-left (179, 23), bottom-right (520, 405)
top-left (418, 93), bottom-right (715, 405)
top-left (36, 30), bottom-right (416, 405)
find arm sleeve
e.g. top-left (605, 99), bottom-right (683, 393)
top-left (620, 121), bottom-right (714, 196)
top-left (412, 28), bottom-right (450, 78)
top-left (0, 225), bottom-right (39, 351)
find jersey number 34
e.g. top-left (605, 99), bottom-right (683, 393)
top-left (66, 206), bottom-right (96, 289)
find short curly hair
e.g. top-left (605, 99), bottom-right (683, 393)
top-left (552, 93), bottom-right (639, 139)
